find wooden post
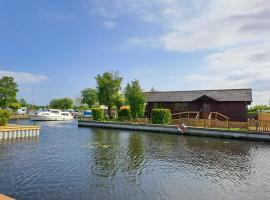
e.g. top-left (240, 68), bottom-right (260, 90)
top-left (0, 194), bottom-right (15, 200)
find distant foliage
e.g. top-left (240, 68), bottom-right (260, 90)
top-left (125, 80), bottom-right (146, 118)
top-left (81, 88), bottom-right (98, 108)
top-left (95, 71), bottom-right (122, 118)
top-left (92, 108), bottom-right (105, 121)
top-left (114, 94), bottom-right (125, 115)
top-left (0, 110), bottom-right (11, 126)
top-left (151, 109), bottom-right (171, 125)
top-left (248, 105), bottom-right (270, 113)
top-left (19, 98), bottom-right (27, 107)
top-left (9, 102), bottom-right (21, 110)
top-left (118, 107), bottom-right (131, 121)
top-left (49, 98), bottom-right (74, 110)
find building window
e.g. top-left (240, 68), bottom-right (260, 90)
top-left (203, 103), bottom-right (210, 112)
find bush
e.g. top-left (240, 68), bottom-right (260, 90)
top-left (92, 108), bottom-right (105, 121)
top-left (151, 109), bottom-right (171, 125)
top-left (0, 110), bottom-right (11, 126)
top-left (118, 108), bottom-right (131, 121)
top-left (9, 102), bottom-right (21, 110)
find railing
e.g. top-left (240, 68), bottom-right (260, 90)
top-left (208, 112), bottom-right (229, 128)
top-left (171, 112), bottom-right (199, 120)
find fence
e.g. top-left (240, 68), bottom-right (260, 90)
top-left (258, 112), bottom-right (270, 121)
top-left (79, 116), bottom-right (270, 133)
top-left (248, 119), bottom-right (270, 132)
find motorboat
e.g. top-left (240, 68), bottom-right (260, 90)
top-left (30, 109), bottom-right (74, 121)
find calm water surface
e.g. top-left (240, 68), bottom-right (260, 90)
top-left (1, 120), bottom-right (270, 200)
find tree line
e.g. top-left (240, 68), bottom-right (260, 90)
top-left (77, 71), bottom-right (146, 118)
top-left (25, 71), bottom-right (146, 119)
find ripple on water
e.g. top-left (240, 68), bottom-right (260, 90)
top-left (1, 121), bottom-right (270, 200)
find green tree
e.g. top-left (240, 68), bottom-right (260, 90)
top-left (9, 102), bottom-right (21, 110)
top-left (113, 94), bottom-right (125, 115)
top-left (125, 80), bottom-right (146, 118)
top-left (19, 98), bottom-right (27, 107)
top-left (81, 88), bottom-right (98, 108)
top-left (49, 98), bottom-right (74, 110)
top-left (248, 104), bottom-right (270, 113)
top-left (95, 71), bottom-right (122, 118)
top-left (0, 76), bottom-right (18, 109)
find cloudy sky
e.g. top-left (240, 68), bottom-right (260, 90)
top-left (0, 0), bottom-right (269, 105)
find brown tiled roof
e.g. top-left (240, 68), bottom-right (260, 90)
top-left (145, 89), bottom-right (252, 102)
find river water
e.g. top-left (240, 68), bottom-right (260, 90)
top-left (1, 120), bottom-right (270, 200)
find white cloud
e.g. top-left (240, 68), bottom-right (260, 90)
top-left (89, 0), bottom-right (270, 104)
top-left (184, 43), bottom-right (270, 104)
top-left (102, 20), bottom-right (116, 29)
top-left (160, 0), bottom-right (270, 51)
top-left (89, 0), bottom-right (270, 51)
top-left (0, 70), bottom-right (48, 84)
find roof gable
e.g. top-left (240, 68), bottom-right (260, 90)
top-left (145, 89), bottom-right (252, 102)
top-left (192, 95), bottom-right (218, 102)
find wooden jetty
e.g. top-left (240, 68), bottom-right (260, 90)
top-left (0, 124), bottom-right (40, 140)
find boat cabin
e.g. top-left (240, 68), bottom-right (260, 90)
top-left (145, 89), bottom-right (252, 122)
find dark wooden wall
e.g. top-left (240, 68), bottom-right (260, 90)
top-left (147, 101), bottom-right (249, 122)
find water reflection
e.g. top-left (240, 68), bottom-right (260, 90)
top-left (87, 129), bottom-right (120, 178)
top-left (126, 134), bottom-right (145, 173)
top-left (1, 121), bottom-right (270, 200)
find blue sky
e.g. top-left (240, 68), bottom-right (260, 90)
top-left (0, 0), bottom-right (270, 105)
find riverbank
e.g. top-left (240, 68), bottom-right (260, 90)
top-left (10, 114), bottom-right (30, 120)
top-left (0, 124), bottom-right (40, 140)
top-left (78, 120), bottom-right (270, 142)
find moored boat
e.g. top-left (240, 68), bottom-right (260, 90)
top-left (30, 109), bottom-right (74, 121)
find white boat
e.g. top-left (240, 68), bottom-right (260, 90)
top-left (30, 109), bottom-right (74, 121)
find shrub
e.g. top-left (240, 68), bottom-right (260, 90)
top-left (118, 108), bottom-right (131, 121)
top-left (0, 110), bottom-right (11, 126)
top-left (92, 108), bottom-right (105, 121)
top-left (151, 109), bottom-right (171, 125)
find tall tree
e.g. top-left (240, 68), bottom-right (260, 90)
top-left (0, 76), bottom-right (18, 109)
top-left (125, 80), bottom-right (146, 118)
top-left (81, 88), bottom-right (98, 108)
top-left (95, 71), bottom-right (122, 118)
top-left (49, 98), bottom-right (74, 110)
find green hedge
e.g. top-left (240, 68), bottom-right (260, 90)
top-left (0, 110), bottom-right (11, 126)
top-left (92, 108), bottom-right (105, 121)
top-left (151, 109), bottom-right (171, 125)
top-left (118, 108), bottom-right (131, 121)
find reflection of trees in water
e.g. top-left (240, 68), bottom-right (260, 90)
top-left (90, 128), bottom-right (120, 178)
top-left (143, 133), bottom-right (255, 180)
top-left (89, 129), bottom-right (258, 183)
top-left (126, 134), bottom-right (145, 173)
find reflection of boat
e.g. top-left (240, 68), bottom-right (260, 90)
top-left (30, 109), bottom-right (74, 121)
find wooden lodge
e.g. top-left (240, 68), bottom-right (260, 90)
top-left (145, 89), bottom-right (252, 122)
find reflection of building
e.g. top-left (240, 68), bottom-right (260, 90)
top-left (145, 89), bottom-right (252, 121)
top-left (143, 133), bottom-right (253, 180)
